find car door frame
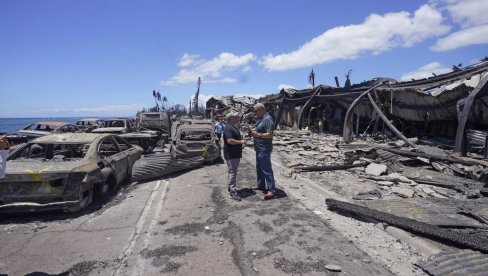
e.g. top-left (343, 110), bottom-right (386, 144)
top-left (97, 136), bottom-right (129, 184)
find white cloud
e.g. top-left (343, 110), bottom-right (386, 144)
top-left (188, 93), bottom-right (213, 109)
top-left (431, 24), bottom-right (488, 51)
top-left (261, 4), bottom-right (449, 71)
top-left (177, 53), bottom-right (200, 67)
top-left (278, 84), bottom-right (297, 90)
top-left (400, 62), bottom-right (451, 81)
top-left (162, 52), bottom-right (256, 86)
top-left (435, 0), bottom-right (488, 28)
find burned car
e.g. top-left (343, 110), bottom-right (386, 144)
top-left (75, 118), bottom-right (104, 132)
top-left (170, 120), bottom-right (221, 162)
top-left (0, 133), bottom-right (143, 213)
top-left (17, 121), bottom-right (80, 140)
top-left (92, 118), bottom-right (162, 152)
top-left (92, 118), bottom-right (134, 134)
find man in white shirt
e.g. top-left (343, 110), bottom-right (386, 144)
top-left (0, 136), bottom-right (11, 179)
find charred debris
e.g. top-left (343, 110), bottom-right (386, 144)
top-left (207, 58), bottom-right (488, 258)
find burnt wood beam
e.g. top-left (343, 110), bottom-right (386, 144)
top-left (326, 198), bottom-right (488, 253)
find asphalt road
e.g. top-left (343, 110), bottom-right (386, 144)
top-left (0, 149), bottom-right (391, 275)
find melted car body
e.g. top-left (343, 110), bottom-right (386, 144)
top-left (170, 120), bottom-right (221, 162)
top-left (0, 133), bottom-right (142, 213)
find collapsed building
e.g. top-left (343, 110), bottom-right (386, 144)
top-left (265, 58), bottom-right (488, 158)
top-left (205, 95), bottom-right (257, 121)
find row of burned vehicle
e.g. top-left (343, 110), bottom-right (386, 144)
top-left (0, 116), bottom-right (223, 214)
top-left (15, 114), bottom-right (169, 152)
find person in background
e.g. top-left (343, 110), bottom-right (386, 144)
top-left (214, 116), bottom-right (225, 142)
top-left (0, 136), bottom-right (11, 179)
top-left (250, 103), bottom-right (277, 200)
top-left (223, 112), bottom-right (247, 201)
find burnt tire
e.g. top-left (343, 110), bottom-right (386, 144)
top-left (67, 186), bottom-right (93, 213)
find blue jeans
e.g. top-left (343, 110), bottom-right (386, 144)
top-left (255, 151), bottom-right (275, 193)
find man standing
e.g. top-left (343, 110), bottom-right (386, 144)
top-left (223, 112), bottom-right (247, 201)
top-left (0, 136), bottom-right (11, 179)
top-left (250, 103), bottom-right (276, 200)
top-left (214, 116), bottom-right (225, 141)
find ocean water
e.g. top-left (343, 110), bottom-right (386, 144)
top-left (0, 117), bottom-right (84, 134)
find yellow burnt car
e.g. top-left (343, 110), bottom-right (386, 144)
top-left (0, 133), bottom-right (142, 213)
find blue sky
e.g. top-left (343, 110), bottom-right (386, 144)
top-left (1, 0), bottom-right (487, 118)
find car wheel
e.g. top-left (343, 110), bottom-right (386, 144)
top-left (67, 186), bottom-right (93, 213)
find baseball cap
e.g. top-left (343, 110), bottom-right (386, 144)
top-left (225, 112), bottom-right (239, 121)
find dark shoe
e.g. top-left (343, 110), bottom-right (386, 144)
top-left (229, 192), bottom-right (242, 201)
top-left (263, 192), bottom-right (275, 200)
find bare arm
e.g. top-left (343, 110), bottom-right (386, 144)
top-left (251, 130), bottom-right (272, 139)
top-left (227, 138), bottom-right (247, 145)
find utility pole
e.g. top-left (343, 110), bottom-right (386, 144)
top-left (308, 68), bottom-right (315, 88)
top-left (193, 77), bottom-right (201, 115)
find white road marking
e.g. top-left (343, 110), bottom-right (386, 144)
top-left (112, 180), bottom-right (162, 276)
top-left (133, 179), bottom-right (170, 275)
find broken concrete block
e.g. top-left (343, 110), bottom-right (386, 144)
top-left (365, 163), bottom-right (387, 176)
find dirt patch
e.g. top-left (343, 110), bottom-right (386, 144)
top-left (161, 262), bottom-right (182, 273)
top-left (222, 221), bottom-right (257, 276)
top-left (141, 245), bottom-right (198, 259)
top-left (256, 220), bottom-right (273, 233)
top-left (273, 257), bottom-right (329, 274)
top-left (63, 260), bottom-right (98, 276)
top-left (165, 222), bottom-right (205, 236)
top-left (272, 216), bottom-right (290, 227)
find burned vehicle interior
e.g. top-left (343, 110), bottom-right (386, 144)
top-left (179, 130), bottom-right (212, 141)
top-left (10, 139), bottom-right (129, 162)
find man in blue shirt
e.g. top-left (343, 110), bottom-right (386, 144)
top-left (250, 103), bottom-right (276, 200)
top-left (214, 116), bottom-right (225, 141)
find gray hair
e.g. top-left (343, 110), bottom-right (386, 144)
top-left (254, 103), bottom-right (265, 110)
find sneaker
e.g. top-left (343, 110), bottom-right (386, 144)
top-left (229, 192), bottom-right (241, 201)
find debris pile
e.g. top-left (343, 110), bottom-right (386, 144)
top-left (272, 129), bottom-right (488, 255)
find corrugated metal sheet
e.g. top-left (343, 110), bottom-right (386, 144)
top-left (418, 249), bottom-right (488, 275)
top-left (132, 152), bottom-right (204, 182)
top-left (376, 149), bottom-right (405, 173)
